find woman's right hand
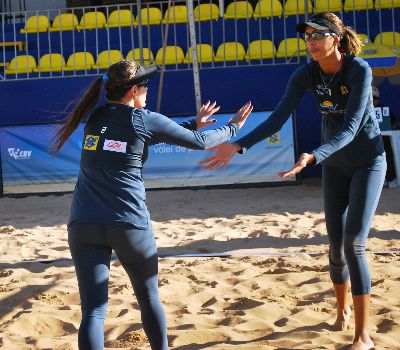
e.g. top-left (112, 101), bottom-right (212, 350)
top-left (199, 142), bottom-right (241, 170)
top-left (228, 101), bottom-right (253, 129)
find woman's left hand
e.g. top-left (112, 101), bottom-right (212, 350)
top-left (195, 101), bottom-right (221, 129)
top-left (277, 153), bottom-right (315, 178)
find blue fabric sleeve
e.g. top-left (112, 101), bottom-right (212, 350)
top-left (235, 67), bottom-right (308, 152)
top-left (138, 109), bottom-right (239, 150)
top-left (312, 61), bottom-right (372, 164)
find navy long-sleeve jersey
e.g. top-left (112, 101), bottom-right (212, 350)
top-left (236, 55), bottom-right (384, 167)
top-left (69, 104), bottom-right (239, 226)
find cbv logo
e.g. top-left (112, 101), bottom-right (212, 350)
top-left (8, 148), bottom-right (32, 160)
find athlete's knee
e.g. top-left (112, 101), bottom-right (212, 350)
top-left (329, 247), bottom-right (346, 268)
top-left (344, 237), bottom-right (366, 258)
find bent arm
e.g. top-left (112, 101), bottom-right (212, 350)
top-left (312, 64), bottom-right (372, 164)
top-left (236, 68), bottom-right (308, 152)
top-left (140, 110), bottom-right (238, 150)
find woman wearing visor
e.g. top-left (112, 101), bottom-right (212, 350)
top-left (200, 13), bottom-right (385, 350)
top-left (51, 59), bottom-right (253, 350)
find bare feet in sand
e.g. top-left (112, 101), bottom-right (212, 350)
top-left (333, 305), bottom-right (352, 331)
top-left (349, 338), bottom-right (375, 350)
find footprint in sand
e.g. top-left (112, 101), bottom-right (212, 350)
top-left (371, 278), bottom-right (385, 287)
top-left (201, 296), bottom-right (218, 308)
top-left (0, 270), bottom-right (13, 277)
top-left (0, 226), bottom-right (15, 234)
top-left (34, 292), bottom-right (65, 306)
top-left (376, 319), bottom-right (398, 333)
top-left (377, 307), bottom-right (392, 315)
top-left (224, 297), bottom-right (263, 311)
top-left (217, 316), bottom-right (245, 326)
top-left (249, 230), bottom-right (267, 238)
top-left (199, 308), bottom-right (214, 315)
top-left (170, 323), bottom-right (196, 330)
top-left (274, 317), bottom-right (288, 327)
top-left (105, 330), bottom-right (147, 348)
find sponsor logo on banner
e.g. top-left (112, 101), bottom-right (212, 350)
top-left (7, 148), bottom-right (32, 160)
top-left (267, 132), bottom-right (280, 144)
top-left (103, 139), bottom-right (127, 153)
top-left (84, 135), bottom-right (99, 150)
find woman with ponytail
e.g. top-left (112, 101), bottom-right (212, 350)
top-left (201, 13), bottom-right (384, 350)
top-left (52, 59), bottom-right (253, 350)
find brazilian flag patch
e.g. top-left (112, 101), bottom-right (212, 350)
top-left (84, 135), bottom-right (100, 150)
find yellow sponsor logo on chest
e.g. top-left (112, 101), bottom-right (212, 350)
top-left (84, 135), bottom-right (100, 150)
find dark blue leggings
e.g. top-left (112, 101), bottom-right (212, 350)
top-left (68, 222), bottom-right (168, 350)
top-left (323, 154), bottom-right (386, 295)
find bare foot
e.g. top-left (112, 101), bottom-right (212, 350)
top-left (333, 305), bottom-right (352, 331)
top-left (349, 338), bottom-right (375, 350)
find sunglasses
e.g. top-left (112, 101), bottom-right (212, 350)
top-left (304, 31), bottom-right (336, 42)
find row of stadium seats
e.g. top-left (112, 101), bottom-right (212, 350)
top-left (5, 39), bottom-right (308, 74)
top-left (19, 0), bottom-right (400, 34)
top-left (4, 30), bottom-right (400, 74)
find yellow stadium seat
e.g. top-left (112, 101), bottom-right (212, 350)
top-left (358, 33), bottom-right (371, 44)
top-left (214, 42), bottom-right (246, 62)
top-left (20, 15), bottom-right (49, 33)
top-left (276, 38), bottom-right (307, 58)
top-left (314, 0), bottom-right (342, 13)
top-left (224, 1), bottom-right (253, 19)
top-left (245, 40), bottom-right (276, 60)
top-left (193, 3), bottom-right (219, 21)
top-left (64, 52), bottom-right (95, 71)
top-left (344, 0), bottom-right (373, 11)
top-left (183, 44), bottom-right (214, 63)
top-left (155, 46), bottom-right (185, 65)
top-left (253, 0), bottom-right (283, 18)
top-left (375, 0), bottom-right (400, 9)
top-left (50, 13), bottom-right (78, 32)
top-left (126, 48), bottom-right (155, 65)
top-left (105, 9), bottom-right (135, 28)
top-left (374, 31), bottom-right (400, 48)
top-left (34, 53), bottom-right (65, 72)
top-left (284, 0), bottom-right (313, 15)
top-left (6, 55), bottom-right (37, 74)
top-left (163, 5), bottom-right (188, 23)
top-left (135, 7), bottom-right (162, 25)
top-left (77, 11), bottom-right (106, 30)
top-left (92, 50), bottom-right (124, 69)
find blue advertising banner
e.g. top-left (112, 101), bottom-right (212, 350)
top-left (0, 124), bottom-right (83, 194)
top-left (143, 111), bottom-right (296, 187)
top-left (0, 111), bottom-right (296, 194)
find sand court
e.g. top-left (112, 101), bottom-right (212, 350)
top-left (0, 180), bottom-right (399, 349)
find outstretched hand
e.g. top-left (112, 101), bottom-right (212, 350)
top-left (199, 101), bottom-right (253, 171)
top-left (195, 101), bottom-right (221, 129)
top-left (228, 101), bottom-right (253, 129)
top-left (277, 153), bottom-right (315, 178)
top-left (199, 142), bottom-right (241, 170)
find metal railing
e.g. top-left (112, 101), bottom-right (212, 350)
top-left (0, 0), bottom-right (399, 80)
